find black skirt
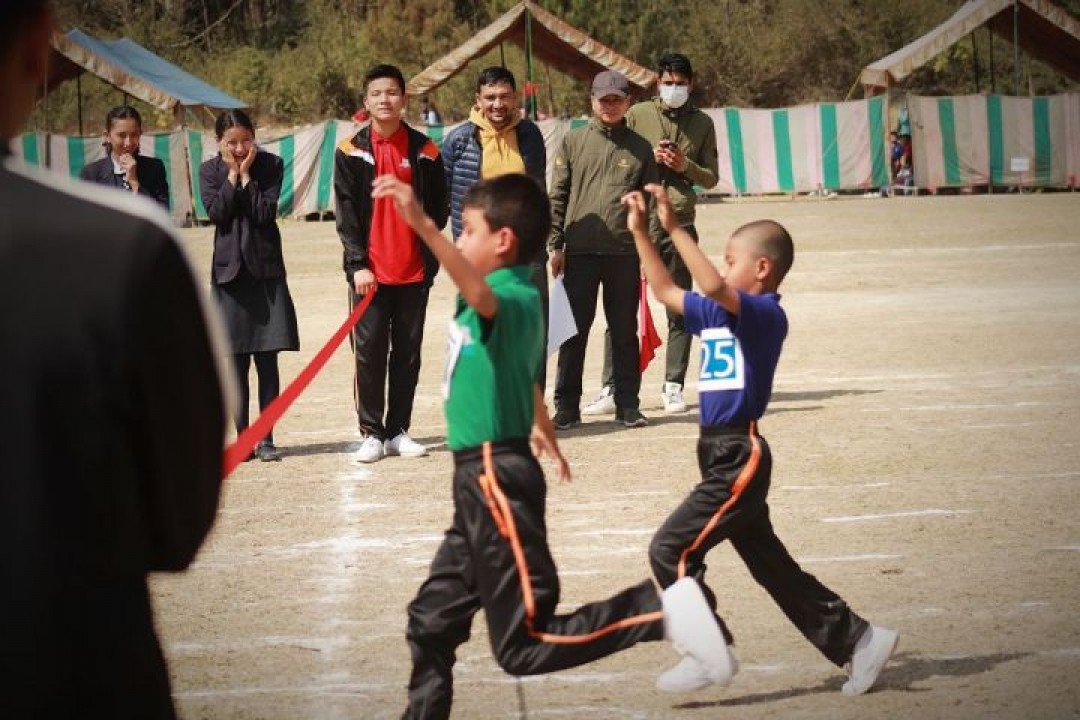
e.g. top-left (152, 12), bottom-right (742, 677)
top-left (212, 267), bottom-right (299, 354)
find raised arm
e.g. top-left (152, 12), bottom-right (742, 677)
top-left (644, 183), bottom-right (740, 315)
top-left (622, 190), bottom-right (684, 315)
top-left (370, 174), bottom-right (497, 318)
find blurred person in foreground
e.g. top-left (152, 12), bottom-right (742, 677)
top-left (0, 1), bottom-right (232, 717)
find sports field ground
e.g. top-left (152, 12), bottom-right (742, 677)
top-left (157, 192), bottom-right (1080, 719)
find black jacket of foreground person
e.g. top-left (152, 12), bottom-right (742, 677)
top-left (0, 151), bottom-right (229, 719)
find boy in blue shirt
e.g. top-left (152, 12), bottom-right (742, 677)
top-left (372, 173), bottom-right (736, 719)
top-left (623, 185), bottom-right (898, 696)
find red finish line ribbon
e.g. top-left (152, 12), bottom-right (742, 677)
top-left (221, 288), bottom-right (377, 478)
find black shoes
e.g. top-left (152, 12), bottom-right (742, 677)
top-left (615, 407), bottom-right (649, 428)
top-left (551, 409), bottom-right (581, 430)
top-left (552, 408), bottom-right (647, 429)
top-left (254, 440), bottom-right (282, 462)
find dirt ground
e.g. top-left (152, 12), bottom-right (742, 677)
top-left (154, 192), bottom-right (1080, 720)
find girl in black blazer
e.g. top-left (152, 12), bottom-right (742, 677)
top-left (78, 105), bottom-right (169, 210)
top-left (200, 110), bottom-right (299, 462)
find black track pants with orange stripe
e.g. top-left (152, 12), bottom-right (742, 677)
top-left (648, 425), bottom-right (868, 667)
top-left (403, 440), bottom-right (664, 720)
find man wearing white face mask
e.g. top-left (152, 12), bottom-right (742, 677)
top-left (585, 53), bottom-right (719, 417)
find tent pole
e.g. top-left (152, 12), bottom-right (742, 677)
top-left (971, 33), bottom-right (979, 94)
top-left (544, 62), bottom-right (555, 119)
top-left (1012, 0), bottom-right (1020, 96)
top-left (43, 73), bottom-right (50, 134)
top-left (525, 6), bottom-right (536, 121)
top-left (77, 73), bottom-right (83, 135)
top-left (988, 25), bottom-right (996, 94)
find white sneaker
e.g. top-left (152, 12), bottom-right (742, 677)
top-left (581, 387), bottom-right (616, 415)
top-left (657, 649), bottom-right (739, 693)
top-left (841, 625), bottom-right (898, 696)
top-left (661, 382), bottom-right (687, 413)
top-left (660, 578), bottom-right (735, 689)
top-left (385, 432), bottom-right (427, 458)
top-left (354, 435), bottom-right (385, 463)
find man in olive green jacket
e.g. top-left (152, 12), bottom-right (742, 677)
top-left (586, 53), bottom-right (719, 417)
top-left (548, 70), bottom-right (659, 431)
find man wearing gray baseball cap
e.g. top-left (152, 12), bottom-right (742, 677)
top-left (548, 69), bottom-right (659, 431)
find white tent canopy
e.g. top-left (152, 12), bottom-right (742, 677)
top-left (860, 0), bottom-right (1080, 95)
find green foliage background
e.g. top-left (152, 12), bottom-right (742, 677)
top-left (33, 0), bottom-right (1079, 134)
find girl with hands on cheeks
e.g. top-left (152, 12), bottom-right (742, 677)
top-left (199, 110), bottom-right (300, 463)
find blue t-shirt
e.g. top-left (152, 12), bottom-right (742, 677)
top-left (683, 290), bottom-right (787, 427)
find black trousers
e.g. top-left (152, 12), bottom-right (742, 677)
top-left (600, 225), bottom-right (697, 390)
top-left (349, 282), bottom-right (428, 440)
top-left (555, 254), bottom-right (641, 412)
top-left (404, 440), bottom-right (663, 720)
top-left (648, 424), bottom-right (868, 667)
top-left (232, 351), bottom-right (280, 443)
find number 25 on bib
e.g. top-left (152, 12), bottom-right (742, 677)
top-left (699, 327), bottom-right (745, 391)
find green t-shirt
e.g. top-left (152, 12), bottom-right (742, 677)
top-left (444, 265), bottom-right (542, 451)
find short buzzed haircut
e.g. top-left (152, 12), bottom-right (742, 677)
top-left (657, 52), bottom-right (694, 80)
top-left (476, 66), bottom-right (516, 92)
top-left (463, 174), bottom-right (549, 265)
top-left (363, 63), bottom-right (406, 94)
top-left (732, 219), bottom-right (794, 283)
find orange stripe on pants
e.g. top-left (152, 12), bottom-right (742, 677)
top-left (676, 422), bottom-right (762, 579)
top-left (478, 443), bottom-right (664, 645)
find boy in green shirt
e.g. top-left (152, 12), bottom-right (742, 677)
top-left (372, 173), bottom-right (736, 719)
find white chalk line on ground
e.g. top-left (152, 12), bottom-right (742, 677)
top-left (219, 501), bottom-right (390, 516)
top-left (797, 553), bottom-right (904, 564)
top-left (174, 681), bottom-right (390, 699)
top-left (799, 241), bottom-right (1080, 258)
top-left (1048, 647), bottom-right (1080, 658)
top-left (172, 635), bottom-right (351, 654)
top-left (822, 508), bottom-right (969, 523)
top-left (778, 364), bottom-right (1080, 387)
top-left (780, 482), bottom-right (890, 490)
top-left (1048, 545), bottom-right (1080, 551)
top-left (574, 528), bottom-right (654, 537)
top-left (515, 707), bottom-right (650, 720)
top-left (862, 401), bottom-right (1051, 413)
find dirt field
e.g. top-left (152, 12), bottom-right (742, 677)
top-left (155, 192), bottom-right (1080, 720)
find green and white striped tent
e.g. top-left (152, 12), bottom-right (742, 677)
top-left (704, 96), bottom-right (891, 195)
top-left (9, 129), bottom-right (192, 221)
top-left (187, 119), bottom-right (360, 222)
top-left (908, 93), bottom-right (1080, 189)
top-left (13, 93), bottom-right (1077, 222)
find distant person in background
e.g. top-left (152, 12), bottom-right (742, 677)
top-left (896, 134), bottom-right (914, 194)
top-left (334, 63), bottom-right (449, 464)
top-left (888, 131), bottom-right (902, 178)
top-left (200, 109), bottom-right (300, 462)
top-left (548, 70), bottom-right (659, 431)
top-left (79, 104), bottom-right (170, 210)
top-left (2, 1), bottom-right (230, 716)
top-left (584, 52), bottom-right (718, 417)
top-left (442, 66), bottom-right (548, 387)
top-left (420, 96), bottom-right (443, 126)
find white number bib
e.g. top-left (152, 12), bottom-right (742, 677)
top-left (698, 327), bottom-right (745, 392)
top-left (443, 319), bottom-right (470, 400)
